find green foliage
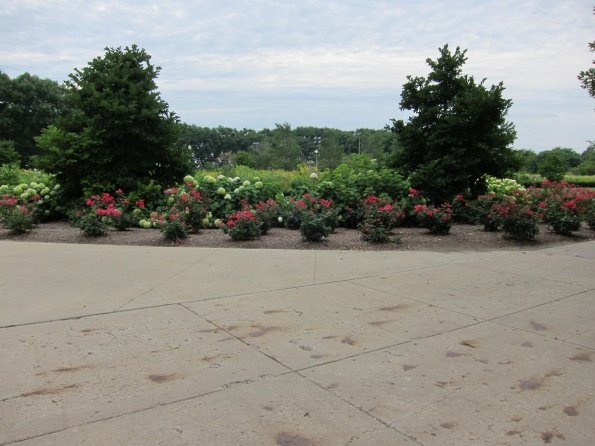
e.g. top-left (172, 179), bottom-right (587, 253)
top-left (223, 210), bottom-right (261, 241)
top-left (0, 140), bottom-right (20, 165)
top-left (390, 45), bottom-right (517, 203)
top-left (537, 152), bottom-right (566, 181)
top-left (1, 205), bottom-right (34, 234)
top-left (76, 212), bottom-right (108, 237)
top-left (485, 176), bottom-right (525, 197)
top-left (358, 195), bottom-right (404, 243)
top-left (501, 207), bottom-right (539, 241)
top-left (33, 45), bottom-right (191, 201)
top-left (161, 215), bottom-right (188, 242)
top-left (412, 203), bottom-right (453, 234)
top-left (578, 39), bottom-right (595, 99)
top-left (300, 213), bottom-right (330, 241)
top-left (0, 71), bottom-right (67, 166)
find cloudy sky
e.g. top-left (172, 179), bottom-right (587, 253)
top-left (1, 0), bottom-right (593, 152)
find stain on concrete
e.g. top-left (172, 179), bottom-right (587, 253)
top-left (341, 336), bottom-right (356, 346)
top-left (264, 310), bottom-right (285, 315)
top-left (569, 351), bottom-right (593, 362)
top-left (530, 321), bottom-right (547, 331)
top-left (379, 304), bottom-right (411, 312)
top-left (506, 430), bottom-right (521, 436)
top-left (521, 341), bottom-right (534, 348)
top-left (21, 383), bottom-right (79, 397)
top-left (263, 405), bottom-right (274, 411)
top-left (275, 432), bottom-right (316, 446)
top-left (509, 415), bottom-right (523, 422)
top-left (80, 328), bottom-right (101, 335)
top-left (563, 406), bottom-right (578, 416)
top-left (460, 340), bottom-right (477, 348)
top-left (446, 351), bottom-right (463, 357)
top-left (147, 373), bottom-right (179, 383)
top-left (541, 429), bottom-right (565, 444)
top-left (440, 422), bottom-right (456, 429)
top-left (402, 364), bottom-right (417, 371)
top-left (322, 335), bottom-right (337, 340)
top-left (35, 364), bottom-right (93, 376)
top-left (248, 325), bottom-right (282, 337)
top-left (518, 377), bottom-right (543, 390)
top-left (327, 383), bottom-right (338, 389)
top-left (368, 320), bottom-right (393, 326)
top-left (310, 354), bottom-right (327, 359)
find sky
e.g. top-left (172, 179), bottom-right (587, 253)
top-left (1, 0), bottom-right (593, 152)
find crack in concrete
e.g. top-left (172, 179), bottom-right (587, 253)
top-left (0, 275), bottom-right (377, 330)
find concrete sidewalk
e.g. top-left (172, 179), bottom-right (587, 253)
top-left (1, 240), bottom-right (594, 445)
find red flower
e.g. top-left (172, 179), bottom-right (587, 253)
top-left (408, 188), bottom-right (421, 198)
top-left (135, 199), bottom-right (145, 208)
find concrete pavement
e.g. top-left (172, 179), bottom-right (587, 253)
top-left (1, 240), bottom-right (594, 445)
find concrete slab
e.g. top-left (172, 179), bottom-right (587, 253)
top-left (353, 263), bottom-right (588, 319)
top-left (496, 289), bottom-right (595, 349)
top-left (302, 322), bottom-right (595, 446)
top-left (14, 374), bottom-right (416, 446)
top-left (187, 282), bottom-right (479, 370)
top-left (2, 240), bottom-right (595, 445)
top-left (0, 305), bottom-right (288, 445)
top-left (117, 248), bottom-right (317, 310)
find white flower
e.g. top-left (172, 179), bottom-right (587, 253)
top-left (217, 175), bottom-right (226, 180)
top-left (224, 194), bottom-right (232, 200)
top-left (243, 180), bottom-right (251, 187)
top-left (310, 172), bottom-right (318, 179)
top-left (278, 216), bottom-right (283, 223)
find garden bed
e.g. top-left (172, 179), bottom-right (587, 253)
top-left (1, 220), bottom-right (593, 252)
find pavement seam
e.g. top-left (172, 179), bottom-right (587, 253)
top-left (0, 275), bottom-right (377, 329)
top-left (294, 369), bottom-right (428, 446)
top-left (111, 250), bottom-right (218, 312)
top-left (0, 374), bottom-right (289, 446)
top-left (177, 303), bottom-right (296, 373)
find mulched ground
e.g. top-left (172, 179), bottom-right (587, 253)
top-left (1, 221), bottom-right (594, 252)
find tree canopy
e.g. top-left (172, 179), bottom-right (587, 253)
top-left (34, 45), bottom-right (191, 199)
top-left (390, 44), bottom-right (517, 203)
top-left (0, 71), bottom-right (67, 166)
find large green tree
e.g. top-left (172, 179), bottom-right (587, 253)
top-left (0, 71), bottom-right (67, 166)
top-left (34, 45), bottom-right (191, 199)
top-left (390, 45), bottom-right (517, 203)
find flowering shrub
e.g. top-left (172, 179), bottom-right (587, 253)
top-left (472, 193), bottom-right (502, 231)
top-left (485, 176), bottom-right (525, 197)
top-left (400, 188), bottom-right (428, 226)
top-left (0, 203), bottom-right (34, 234)
top-left (161, 211), bottom-right (188, 242)
top-left (77, 211), bottom-right (108, 237)
top-left (501, 206), bottom-right (539, 241)
top-left (281, 193), bottom-right (336, 231)
top-left (164, 183), bottom-right (208, 233)
top-left (300, 213), bottom-right (330, 241)
top-left (358, 195), bottom-right (404, 243)
top-left (528, 181), bottom-right (595, 235)
top-left (223, 210), bottom-right (261, 240)
top-left (254, 199), bottom-right (280, 234)
top-left (451, 193), bottom-right (478, 224)
top-left (413, 203), bottom-right (452, 234)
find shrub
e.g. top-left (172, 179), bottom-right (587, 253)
top-left (485, 176), bottom-right (525, 197)
top-left (413, 203), bottom-right (452, 234)
top-left (76, 212), bottom-right (108, 237)
top-left (223, 210), bottom-right (261, 241)
top-left (1, 205), bottom-right (34, 234)
top-left (300, 213), bottom-right (330, 241)
top-left (164, 183), bottom-right (208, 233)
top-left (472, 193), bottom-right (502, 231)
top-left (544, 200), bottom-right (582, 235)
top-left (161, 212), bottom-right (188, 242)
top-left (451, 193), bottom-right (478, 224)
top-left (501, 207), bottom-right (539, 241)
top-left (254, 199), bottom-right (280, 235)
top-left (358, 195), bottom-right (404, 243)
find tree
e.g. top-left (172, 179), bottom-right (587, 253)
top-left (34, 45), bottom-right (191, 200)
top-left (535, 147), bottom-right (581, 173)
top-left (537, 152), bottom-right (566, 181)
top-left (0, 71), bottom-right (67, 166)
top-left (578, 6), bottom-right (594, 100)
top-left (390, 45), bottom-right (517, 203)
top-left (0, 140), bottom-right (20, 165)
top-left (317, 134), bottom-right (344, 169)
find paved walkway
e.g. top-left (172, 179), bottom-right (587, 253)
top-left (1, 240), bottom-right (594, 445)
